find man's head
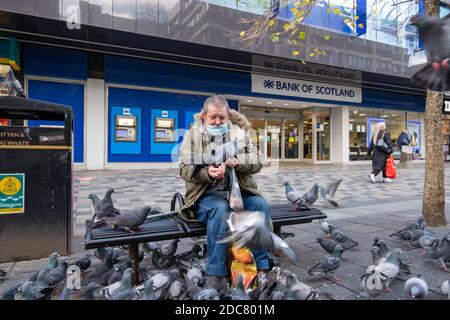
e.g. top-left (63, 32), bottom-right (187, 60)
top-left (201, 95), bottom-right (230, 126)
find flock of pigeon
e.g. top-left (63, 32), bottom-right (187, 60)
top-left (1, 181), bottom-right (450, 300)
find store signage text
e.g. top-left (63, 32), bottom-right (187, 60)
top-left (252, 74), bottom-right (362, 103)
top-left (443, 100), bottom-right (450, 114)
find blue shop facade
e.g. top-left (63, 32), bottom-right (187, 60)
top-left (21, 43), bottom-right (428, 170)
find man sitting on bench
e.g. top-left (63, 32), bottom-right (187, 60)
top-left (178, 94), bottom-right (271, 291)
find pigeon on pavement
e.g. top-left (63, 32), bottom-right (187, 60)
top-left (404, 275), bottom-right (428, 299)
top-left (308, 245), bottom-right (343, 282)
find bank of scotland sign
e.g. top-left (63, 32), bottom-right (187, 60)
top-left (252, 74), bottom-right (362, 103)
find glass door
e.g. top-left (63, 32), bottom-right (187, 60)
top-left (303, 110), bottom-right (313, 159)
top-left (267, 119), bottom-right (282, 159)
top-left (316, 108), bottom-right (330, 160)
top-left (284, 119), bottom-right (300, 159)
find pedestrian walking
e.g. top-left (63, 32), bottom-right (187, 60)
top-left (367, 122), bottom-right (394, 183)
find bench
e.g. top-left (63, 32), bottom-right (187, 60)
top-left (84, 193), bottom-right (327, 284)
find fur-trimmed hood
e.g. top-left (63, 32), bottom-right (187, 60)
top-left (193, 109), bottom-right (252, 131)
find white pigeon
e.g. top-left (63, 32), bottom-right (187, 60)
top-left (441, 280), bottom-right (450, 299)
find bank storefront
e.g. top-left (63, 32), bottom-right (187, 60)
top-left (20, 44), bottom-right (425, 169)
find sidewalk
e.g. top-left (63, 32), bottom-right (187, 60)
top-left (1, 162), bottom-right (450, 300)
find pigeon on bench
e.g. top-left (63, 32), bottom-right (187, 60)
top-left (283, 182), bottom-right (319, 211)
top-left (101, 206), bottom-right (153, 233)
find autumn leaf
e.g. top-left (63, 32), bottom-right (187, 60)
top-left (327, 7), bottom-right (332, 14)
top-left (358, 23), bottom-right (364, 28)
top-left (354, 15), bottom-right (359, 20)
top-left (333, 8), bottom-right (341, 15)
top-left (344, 18), bottom-right (351, 24)
top-left (269, 19), bottom-right (275, 27)
top-left (272, 35), bottom-right (279, 43)
top-left (293, 51), bottom-right (300, 56)
top-left (299, 31), bottom-right (306, 40)
top-left (301, 59), bottom-right (306, 64)
top-left (240, 31), bottom-right (245, 37)
top-left (293, 40), bottom-right (298, 45)
top-left (283, 23), bottom-right (291, 31)
top-left (324, 35), bottom-right (331, 40)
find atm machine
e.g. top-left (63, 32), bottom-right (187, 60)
top-left (154, 117), bottom-right (175, 143)
top-left (115, 115), bottom-right (137, 142)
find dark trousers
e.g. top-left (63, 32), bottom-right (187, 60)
top-left (372, 169), bottom-right (387, 178)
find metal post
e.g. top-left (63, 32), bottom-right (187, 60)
top-left (129, 243), bottom-right (139, 285)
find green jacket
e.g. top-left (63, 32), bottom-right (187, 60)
top-left (178, 111), bottom-right (264, 221)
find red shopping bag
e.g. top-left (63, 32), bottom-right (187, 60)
top-left (385, 154), bottom-right (396, 179)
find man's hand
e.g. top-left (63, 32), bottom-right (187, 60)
top-left (226, 157), bottom-right (239, 168)
top-left (207, 163), bottom-right (226, 180)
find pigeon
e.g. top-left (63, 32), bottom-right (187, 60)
top-left (0, 269), bottom-right (6, 278)
top-left (74, 254), bottom-right (91, 271)
top-left (107, 267), bottom-right (123, 285)
top-left (371, 238), bottom-right (411, 275)
top-left (101, 268), bottom-right (139, 300)
top-left (317, 237), bottom-right (358, 254)
top-left (1, 284), bottom-right (21, 300)
top-left (373, 249), bottom-right (402, 292)
top-left (219, 211), bottom-right (299, 263)
top-left (168, 279), bottom-right (186, 299)
top-left (85, 254), bottom-right (114, 283)
top-left (358, 269), bottom-right (383, 300)
top-left (19, 270), bottom-right (53, 300)
top-left (90, 189), bottom-right (120, 224)
top-left (411, 232), bottom-right (440, 255)
top-left (404, 275), bottom-right (428, 299)
top-left (186, 267), bottom-right (203, 286)
top-left (138, 278), bottom-right (157, 300)
top-left (160, 239), bottom-right (180, 257)
top-left (204, 139), bottom-right (238, 165)
top-left (409, 14), bottom-right (450, 92)
top-left (328, 225), bottom-right (359, 247)
top-left (146, 270), bottom-right (180, 299)
top-left (229, 274), bottom-right (251, 300)
top-left (389, 216), bottom-right (426, 240)
top-left (282, 182), bottom-right (318, 210)
top-left (58, 285), bottom-right (73, 300)
top-left (83, 282), bottom-right (99, 300)
top-left (4, 69), bottom-right (25, 97)
top-left (429, 232), bottom-right (450, 271)
top-left (44, 260), bottom-right (68, 287)
top-left (319, 180), bottom-right (342, 207)
top-left (440, 280), bottom-right (450, 299)
top-left (101, 206), bottom-right (153, 233)
top-left (307, 245), bottom-right (343, 281)
top-left (319, 219), bottom-right (331, 235)
top-left (93, 247), bottom-right (123, 264)
top-left (29, 252), bottom-right (59, 281)
top-left (283, 270), bottom-right (320, 300)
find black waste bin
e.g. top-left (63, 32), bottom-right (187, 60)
top-left (0, 96), bottom-right (73, 262)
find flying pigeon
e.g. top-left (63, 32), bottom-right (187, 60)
top-left (319, 180), bottom-right (342, 207)
top-left (219, 210), bottom-right (299, 263)
top-left (101, 206), bottom-right (153, 233)
top-left (4, 69), bottom-right (25, 97)
top-left (307, 245), bottom-right (343, 282)
top-left (404, 275), bottom-right (428, 299)
top-left (283, 182), bottom-right (318, 210)
top-left (409, 14), bottom-right (450, 92)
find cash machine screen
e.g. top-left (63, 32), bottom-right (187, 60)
top-left (115, 115), bottom-right (137, 142)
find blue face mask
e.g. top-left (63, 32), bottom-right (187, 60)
top-left (206, 123), bottom-right (228, 136)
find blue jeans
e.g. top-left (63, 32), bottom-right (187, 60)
top-left (194, 192), bottom-right (271, 276)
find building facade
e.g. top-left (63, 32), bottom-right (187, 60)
top-left (0, 0), bottom-right (445, 169)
